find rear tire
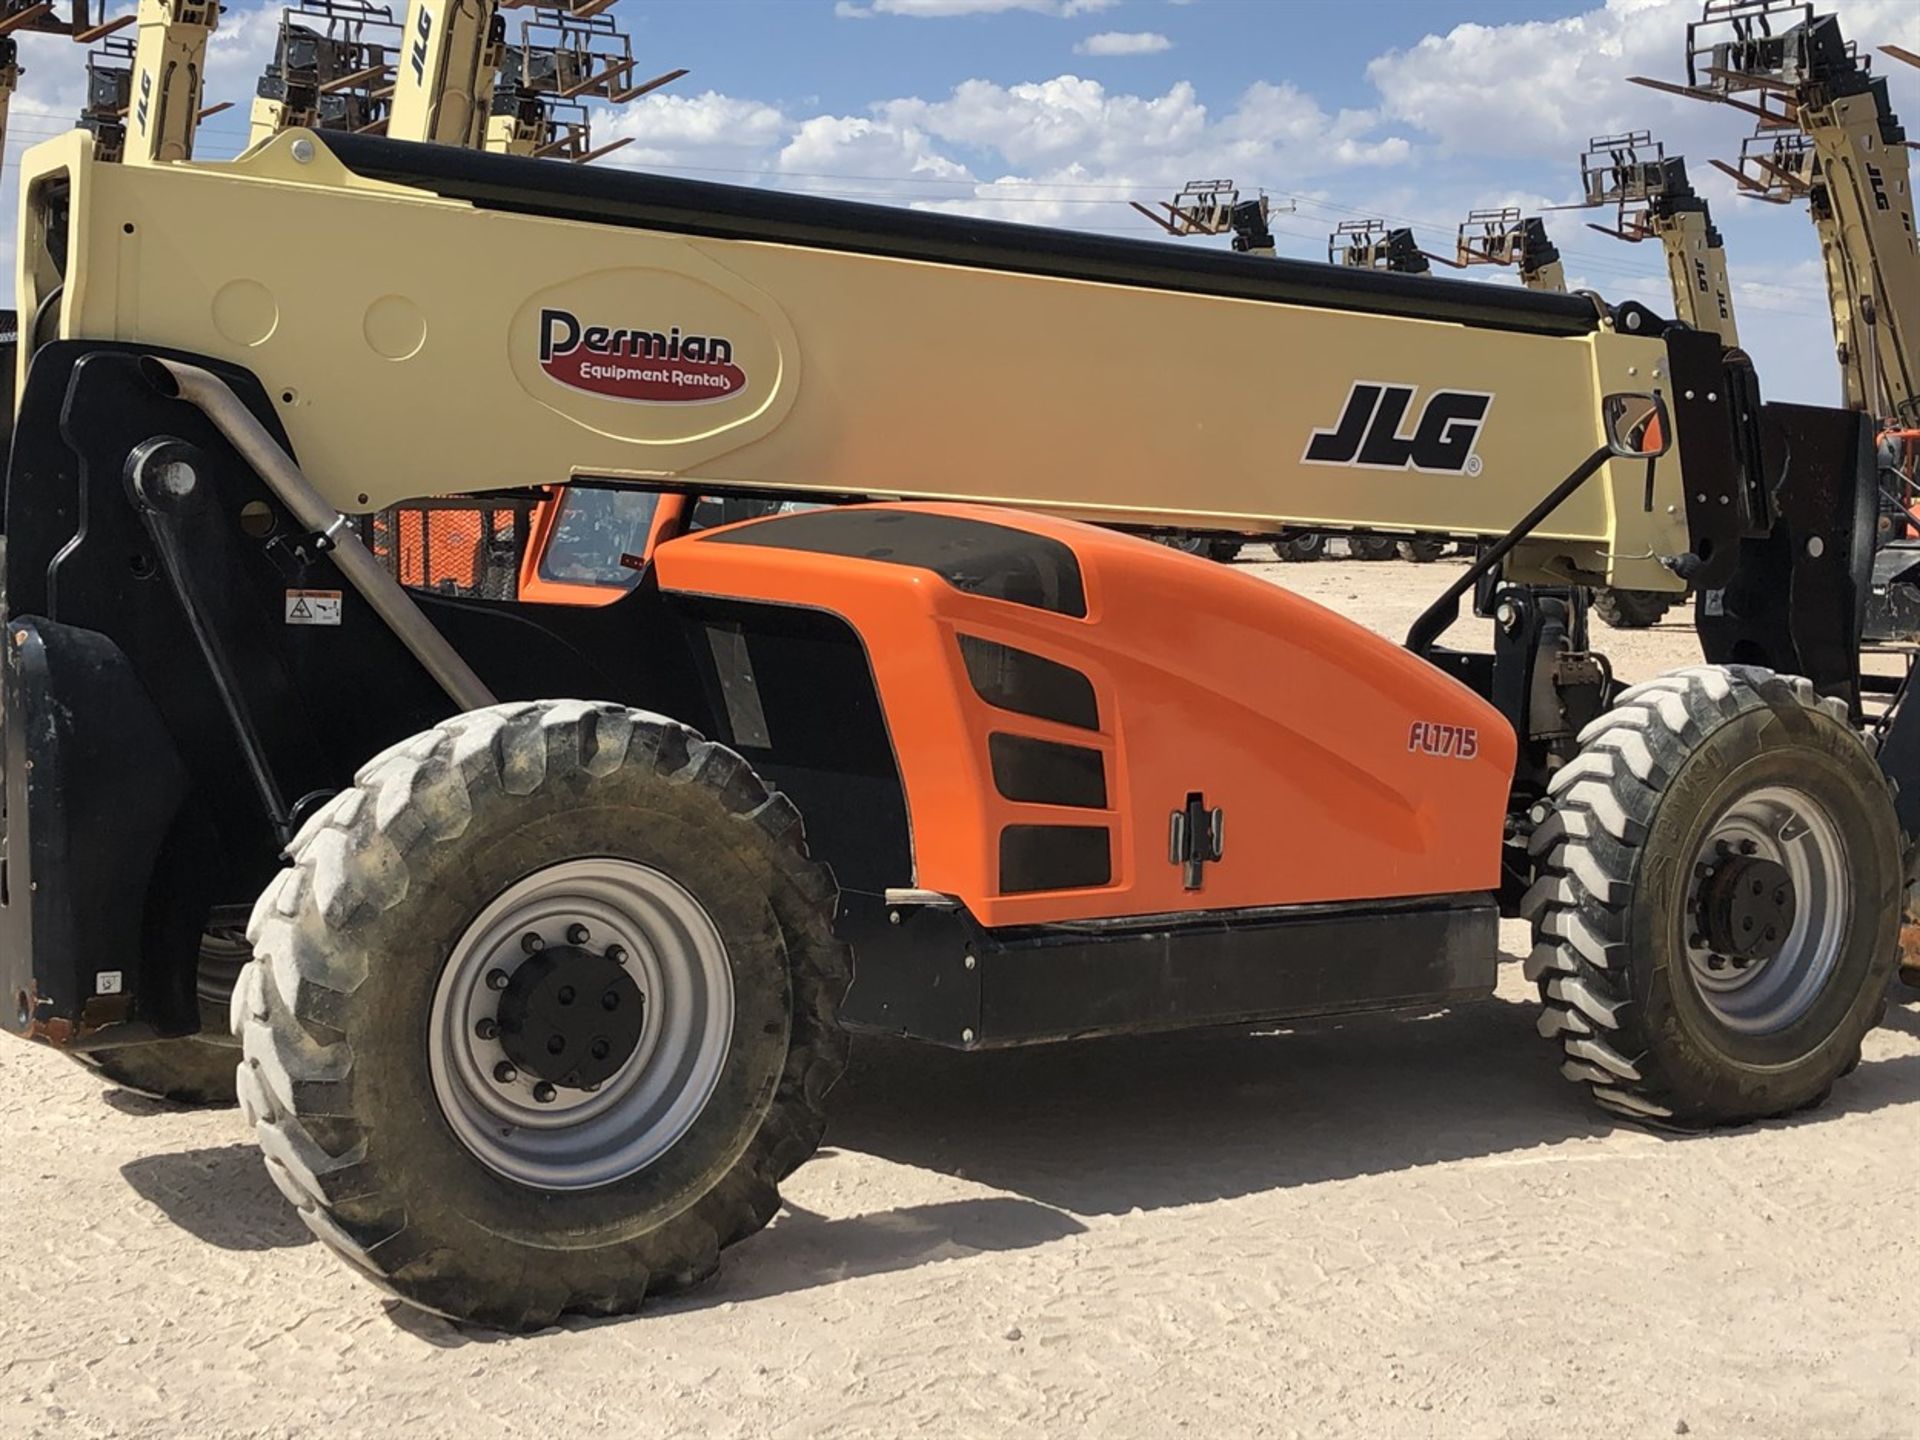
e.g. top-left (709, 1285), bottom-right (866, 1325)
top-left (233, 701), bottom-right (848, 1330)
top-left (1593, 587), bottom-right (1679, 629)
top-left (1276, 530), bottom-right (1325, 563)
top-left (1525, 666), bottom-right (1900, 1126)
top-left (1397, 537), bottom-right (1447, 563)
top-left (1348, 534), bottom-right (1398, 561)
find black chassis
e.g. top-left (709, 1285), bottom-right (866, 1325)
top-left (0, 336), bottom-right (1902, 1055)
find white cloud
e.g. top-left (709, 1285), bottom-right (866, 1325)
top-left (837, 0), bottom-right (1118, 16)
top-left (597, 90), bottom-right (789, 167)
top-left (1075, 31), bottom-right (1173, 57)
top-left (777, 114), bottom-right (973, 186)
top-left (1366, 0), bottom-right (1920, 162)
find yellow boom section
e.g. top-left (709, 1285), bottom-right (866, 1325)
top-left (16, 127), bottom-right (1694, 592)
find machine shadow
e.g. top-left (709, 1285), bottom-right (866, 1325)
top-left (120, 1143), bottom-right (314, 1251)
top-left (822, 989), bottom-right (1920, 1218)
top-left (114, 988), bottom-right (1920, 1339)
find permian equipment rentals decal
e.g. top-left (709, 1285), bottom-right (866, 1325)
top-left (1302, 381), bottom-right (1493, 477)
top-left (538, 308), bottom-right (748, 404)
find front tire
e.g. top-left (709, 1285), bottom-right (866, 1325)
top-left (233, 701), bottom-right (848, 1329)
top-left (1525, 666), bottom-right (1900, 1126)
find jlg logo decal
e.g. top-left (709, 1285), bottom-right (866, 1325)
top-left (538, 308), bottom-right (748, 405)
top-left (408, 5), bottom-right (432, 83)
top-left (1408, 722), bottom-right (1479, 760)
top-left (1304, 381), bottom-right (1493, 477)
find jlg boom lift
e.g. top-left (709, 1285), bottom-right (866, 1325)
top-left (1569, 131), bottom-right (1741, 349)
top-left (250, 0), bottom-right (682, 156)
top-left (75, 0), bottom-right (225, 165)
top-left (249, 0), bottom-right (399, 144)
top-left (0, 1), bottom-right (112, 164)
top-left (1455, 207), bottom-right (1567, 294)
top-left (1634, 1), bottom-right (1917, 422)
top-left (1633, 3), bottom-right (1920, 639)
top-left (2, 3), bottom-right (1916, 1330)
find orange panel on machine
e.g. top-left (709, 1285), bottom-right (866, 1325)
top-left (653, 503), bottom-right (1516, 928)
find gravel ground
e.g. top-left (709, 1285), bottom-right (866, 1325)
top-left (2, 552), bottom-right (1914, 1440)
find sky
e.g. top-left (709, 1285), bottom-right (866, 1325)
top-left (5, 0), bottom-right (1919, 403)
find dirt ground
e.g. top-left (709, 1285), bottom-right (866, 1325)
top-left (2, 553), bottom-right (1915, 1440)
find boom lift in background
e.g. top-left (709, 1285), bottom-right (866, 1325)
top-left (486, 5), bottom-right (680, 162)
top-left (76, 0), bottom-right (228, 164)
top-left (1565, 131), bottom-right (1741, 347)
top-left (1329, 217), bottom-right (1454, 277)
top-left (249, 0), bottom-right (683, 158)
top-left (1632, 2), bottom-right (1920, 636)
top-left (1454, 207), bottom-right (1567, 293)
top-left (1633, 1), bottom-right (1916, 420)
top-left (250, 0), bottom-right (398, 143)
top-left (0, 1), bottom-right (108, 164)
top-left (385, 0), bottom-right (680, 155)
top-left (1129, 178), bottom-right (1286, 257)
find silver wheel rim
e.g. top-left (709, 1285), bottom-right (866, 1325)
top-left (1684, 784), bottom-right (1850, 1035)
top-left (429, 858), bottom-right (734, 1190)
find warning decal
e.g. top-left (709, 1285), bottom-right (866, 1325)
top-left (285, 589), bottom-right (343, 626)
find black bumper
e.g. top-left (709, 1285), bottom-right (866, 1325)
top-left (1, 617), bottom-right (202, 1047)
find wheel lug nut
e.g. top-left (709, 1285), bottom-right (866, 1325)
top-left (532, 1081), bottom-right (556, 1104)
top-left (521, 932), bottom-right (545, 954)
top-left (591, 1039), bottom-right (610, 1060)
top-left (486, 969), bottom-right (509, 991)
top-left (1689, 933), bottom-right (1706, 949)
top-left (1708, 955), bottom-right (1727, 971)
top-left (1740, 839), bottom-right (1758, 856)
top-left (606, 944), bottom-right (628, 965)
top-left (602, 990), bottom-right (620, 1011)
top-left (475, 1018), bottom-right (499, 1041)
top-left (493, 1061), bottom-right (518, 1083)
top-left (548, 1034), bottom-right (565, 1055)
top-left (567, 924), bottom-right (590, 946)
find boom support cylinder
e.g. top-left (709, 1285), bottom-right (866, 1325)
top-left (141, 355), bottom-right (499, 712)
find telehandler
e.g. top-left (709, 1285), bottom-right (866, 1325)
top-left (1, 8), bottom-right (1914, 1330)
top-left (1455, 207), bottom-right (1567, 294)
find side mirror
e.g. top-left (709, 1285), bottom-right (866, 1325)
top-left (1603, 391), bottom-right (1672, 459)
